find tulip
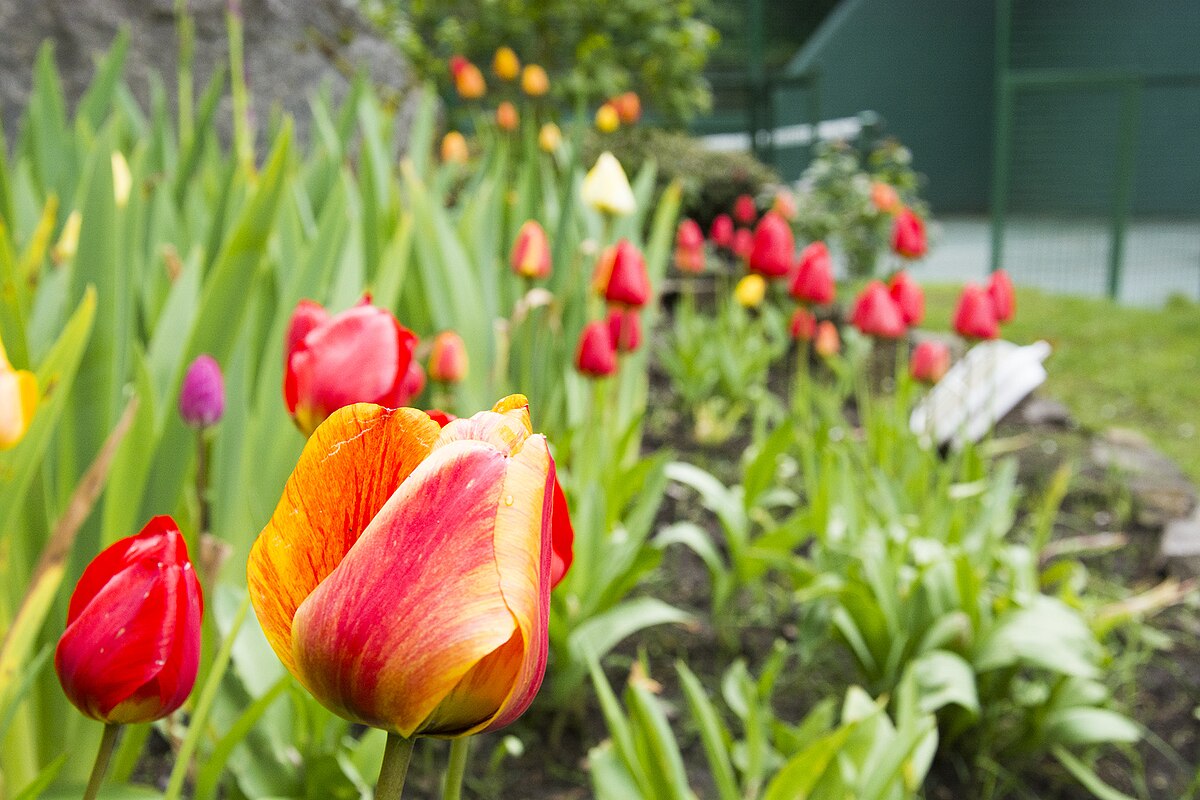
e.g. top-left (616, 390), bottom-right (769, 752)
top-left (576, 321), bottom-right (617, 377)
top-left (284, 299), bottom-right (419, 436)
top-left (987, 269), bottom-right (1016, 323)
top-left (910, 340), bottom-right (951, 384)
top-left (953, 284), bottom-right (999, 340)
top-left (734, 274), bottom-right (767, 309)
top-left (496, 101), bottom-right (519, 132)
top-left (537, 122), bottom-right (562, 153)
top-left (871, 181), bottom-right (900, 214)
top-left (611, 92), bottom-right (641, 125)
top-left (179, 354), bottom-right (225, 429)
top-left (429, 331), bottom-right (469, 384)
top-left (732, 228), bottom-right (754, 262)
top-left (511, 220), bottom-right (552, 280)
top-left (56, 516), bottom-right (203, 723)
top-left (52, 210), bottom-right (82, 264)
top-left (493, 46), bottom-right (520, 81)
top-left (814, 320), bottom-right (840, 358)
top-left (607, 308), bottom-right (642, 353)
top-left (733, 194), bottom-right (757, 225)
top-left (709, 214), bottom-right (734, 250)
top-left (397, 361), bottom-right (426, 404)
top-left (581, 152), bottom-right (636, 217)
top-left (748, 212), bottom-right (795, 279)
top-left (772, 189), bottom-right (797, 220)
top-left (247, 397), bottom-right (558, 738)
top-left (594, 103), bottom-right (620, 134)
top-left (441, 131), bottom-right (469, 164)
top-left (0, 333), bottom-right (38, 450)
top-left (891, 207), bottom-right (927, 259)
top-left (790, 307), bottom-right (817, 341)
top-left (426, 409), bottom-right (456, 428)
top-left (887, 270), bottom-right (925, 326)
top-left (673, 219), bottom-right (705, 274)
top-left (111, 151), bottom-right (132, 208)
top-left (450, 57), bottom-right (486, 99)
top-left (790, 241), bottom-right (836, 306)
top-left (593, 240), bottom-right (650, 308)
top-left (850, 281), bottom-right (907, 339)
top-left (521, 64), bottom-right (549, 97)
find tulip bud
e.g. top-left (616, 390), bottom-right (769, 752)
top-left (674, 219), bottom-right (705, 274)
top-left (111, 151), bottom-right (132, 208)
top-left (538, 122), bottom-right (562, 153)
top-left (582, 152), bottom-right (636, 217)
top-left (814, 320), bottom-right (841, 357)
top-left (611, 92), bottom-right (641, 124)
top-left (910, 340), bottom-right (951, 384)
top-left (52, 211), bottom-right (82, 265)
top-left (396, 360), bottom-right (427, 405)
top-left (790, 307), bottom-right (817, 341)
top-left (732, 228), bottom-right (754, 262)
top-left (850, 280), bottom-right (907, 339)
top-left (441, 131), bottom-right (469, 164)
top-left (56, 516), bottom-right (203, 724)
top-left (709, 214), bottom-right (734, 249)
top-left (0, 333), bottom-right (37, 450)
top-left (871, 181), bottom-right (900, 214)
top-left (733, 194), bottom-right (757, 225)
top-left (734, 274), bottom-right (767, 309)
top-left (953, 284), bottom-right (1000, 340)
top-left (179, 354), bottom-right (225, 429)
top-left (576, 321), bottom-right (617, 377)
top-left (748, 212), bottom-right (795, 279)
top-left (428, 331), bottom-right (469, 384)
top-left (607, 308), bottom-right (642, 353)
top-left (496, 101), bottom-right (519, 132)
top-left (887, 270), bottom-right (925, 326)
top-left (789, 241), bottom-right (836, 306)
top-left (493, 46), bottom-right (520, 81)
top-left (594, 103), bottom-right (620, 134)
top-left (521, 64), bottom-right (550, 97)
top-left (593, 239), bottom-right (650, 308)
top-left (987, 269), bottom-right (1016, 323)
top-left (772, 188), bottom-right (797, 220)
top-left (891, 207), bottom-right (927, 259)
top-left (451, 58), bottom-right (486, 100)
top-left (511, 220), bottom-right (552, 280)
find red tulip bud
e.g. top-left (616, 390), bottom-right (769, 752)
top-left (593, 240), bottom-right (650, 308)
top-left (607, 308), bottom-right (642, 353)
top-left (576, 321), bottom-right (618, 377)
top-left (887, 270), bottom-right (925, 326)
top-left (709, 214), bottom-right (734, 249)
top-left (850, 281), bottom-right (907, 339)
top-left (790, 241), bottom-right (836, 305)
top-left (910, 340), bottom-right (951, 384)
top-left (987, 269), bottom-right (1016, 323)
top-left (511, 220), bottom-right (552, 280)
top-left (953, 284), bottom-right (1000, 340)
top-left (732, 228), bottom-right (754, 262)
top-left (748, 212), bottom-right (794, 278)
top-left (733, 194), bottom-right (757, 225)
top-left (790, 307), bottom-right (817, 341)
top-left (814, 320), bottom-right (840, 357)
top-left (429, 331), bottom-right (469, 384)
top-left (674, 219), bottom-right (705, 274)
top-left (891, 207), bottom-right (927, 259)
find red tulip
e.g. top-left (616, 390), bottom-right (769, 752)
top-left (910, 340), bottom-right (951, 384)
top-left (790, 241), bottom-right (836, 305)
top-left (56, 516), bottom-right (203, 724)
top-left (607, 308), bottom-right (642, 353)
top-left (748, 212), bottom-right (794, 279)
top-left (733, 194), bottom-right (757, 225)
top-left (428, 331), bottom-right (469, 384)
top-left (987, 269), bottom-right (1016, 323)
top-left (850, 281), bottom-right (907, 339)
top-left (496, 101), bottom-right (519, 132)
top-left (814, 320), bottom-right (840, 357)
top-left (611, 92), bottom-right (642, 125)
top-left (284, 299), bottom-right (418, 436)
top-left (248, 397), bottom-right (557, 738)
top-left (732, 228), bottom-right (754, 262)
top-left (790, 307), bottom-right (817, 341)
top-left (576, 321), bottom-right (617, 377)
top-left (887, 270), bottom-right (925, 326)
top-left (426, 409), bottom-right (456, 428)
top-left (953, 284), bottom-right (999, 340)
top-left (891, 207), bottom-right (927, 259)
top-left (674, 219), bottom-right (705, 274)
top-left (593, 240), bottom-right (650, 308)
top-left (709, 214), bottom-right (734, 249)
top-left (511, 220), bottom-right (552, 280)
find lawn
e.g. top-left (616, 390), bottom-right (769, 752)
top-left (924, 285), bottom-right (1200, 483)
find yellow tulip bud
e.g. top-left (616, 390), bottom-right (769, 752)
top-left (493, 47), bottom-right (520, 81)
top-left (594, 103), bottom-right (620, 134)
top-left (734, 274), bottom-right (767, 308)
top-left (52, 211), bottom-right (82, 265)
top-left (111, 151), bottom-right (132, 208)
top-left (581, 152), bottom-right (636, 217)
top-left (0, 333), bottom-right (38, 450)
top-left (440, 131), bottom-right (470, 164)
top-left (538, 123), bottom-right (562, 153)
top-left (521, 64), bottom-right (549, 97)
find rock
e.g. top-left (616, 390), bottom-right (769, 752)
top-left (1160, 507), bottom-right (1200, 579)
top-left (0, 0), bottom-right (415, 150)
top-left (1015, 395), bottom-right (1074, 429)
top-left (1091, 428), bottom-right (1198, 529)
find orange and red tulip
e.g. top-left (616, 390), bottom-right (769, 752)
top-left (511, 220), bottom-right (552, 280)
top-left (428, 331), bottom-right (469, 384)
top-left (248, 397), bottom-right (558, 738)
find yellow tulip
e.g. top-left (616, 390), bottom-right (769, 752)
top-left (52, 211), bottom-right (82, 265)
top-left (734, 274), bottom-right (767, 309)
top-left (0, 333), bottom-right (38, 450)
top-left (581, 152), bottom-right (636, 217)
top-left (441, 131), bottom-right (469, 165)
top-left (537, 123), bottom-right (562, 153)
top-left (493, 47), bottom-right (520, 81)
top-left (111, 152), bottom-right (132, 208)
top-left (594, 103), bottom-right (620, 134)
top-left (521, 64), bottom-right (549, 97)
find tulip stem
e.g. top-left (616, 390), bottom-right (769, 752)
top-left (376, 733), bottom-right (415, 800)
top-left (442, 737), bottom-right (471, 800)
top-left (83, 724), bottom-right (121, 800)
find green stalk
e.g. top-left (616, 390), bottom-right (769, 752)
top-left (376, 733), bottom-right (416, 800)
top-left (82, 724), bottom-right (121, 800)
top-left (176, 0), bottom-right (194, 145)
top-left (226, 0), bottom-right (254, 176)
top-left (442, 736), bottom-right (471, 800)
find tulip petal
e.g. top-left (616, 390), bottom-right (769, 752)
top-left (290, 440), bottom-right (517, 736)
top-left (247, 405), bottom-right (440, 676)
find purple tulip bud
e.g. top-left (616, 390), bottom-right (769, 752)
top-left (179, 355), bottom-right (225, 429)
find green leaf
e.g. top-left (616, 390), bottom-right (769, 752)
top-left (909, 650), bottom-right (980, 716)
top-left (1051, 746), bottom-right (1138, 800)
top-left (763, 722), bottom-right (856, 800)
top-left (677, 662), bottom-right (740, 800)
top-left (1041, 707), bottom-right (1140, 747)
top-left (626, 671), bottom-right (692, 800)
top-left (77, 29), bottom-right (130, 133)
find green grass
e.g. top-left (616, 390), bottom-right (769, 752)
top-left (921, 285), bottom-right (1200, 483)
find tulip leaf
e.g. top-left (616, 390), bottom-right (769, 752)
top-left (1051, 746), bottom-right (1138, 800)
top-left (677, 661), bottom-right (740, 800)
top-left (12, 753), bottom-right (68, 800)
